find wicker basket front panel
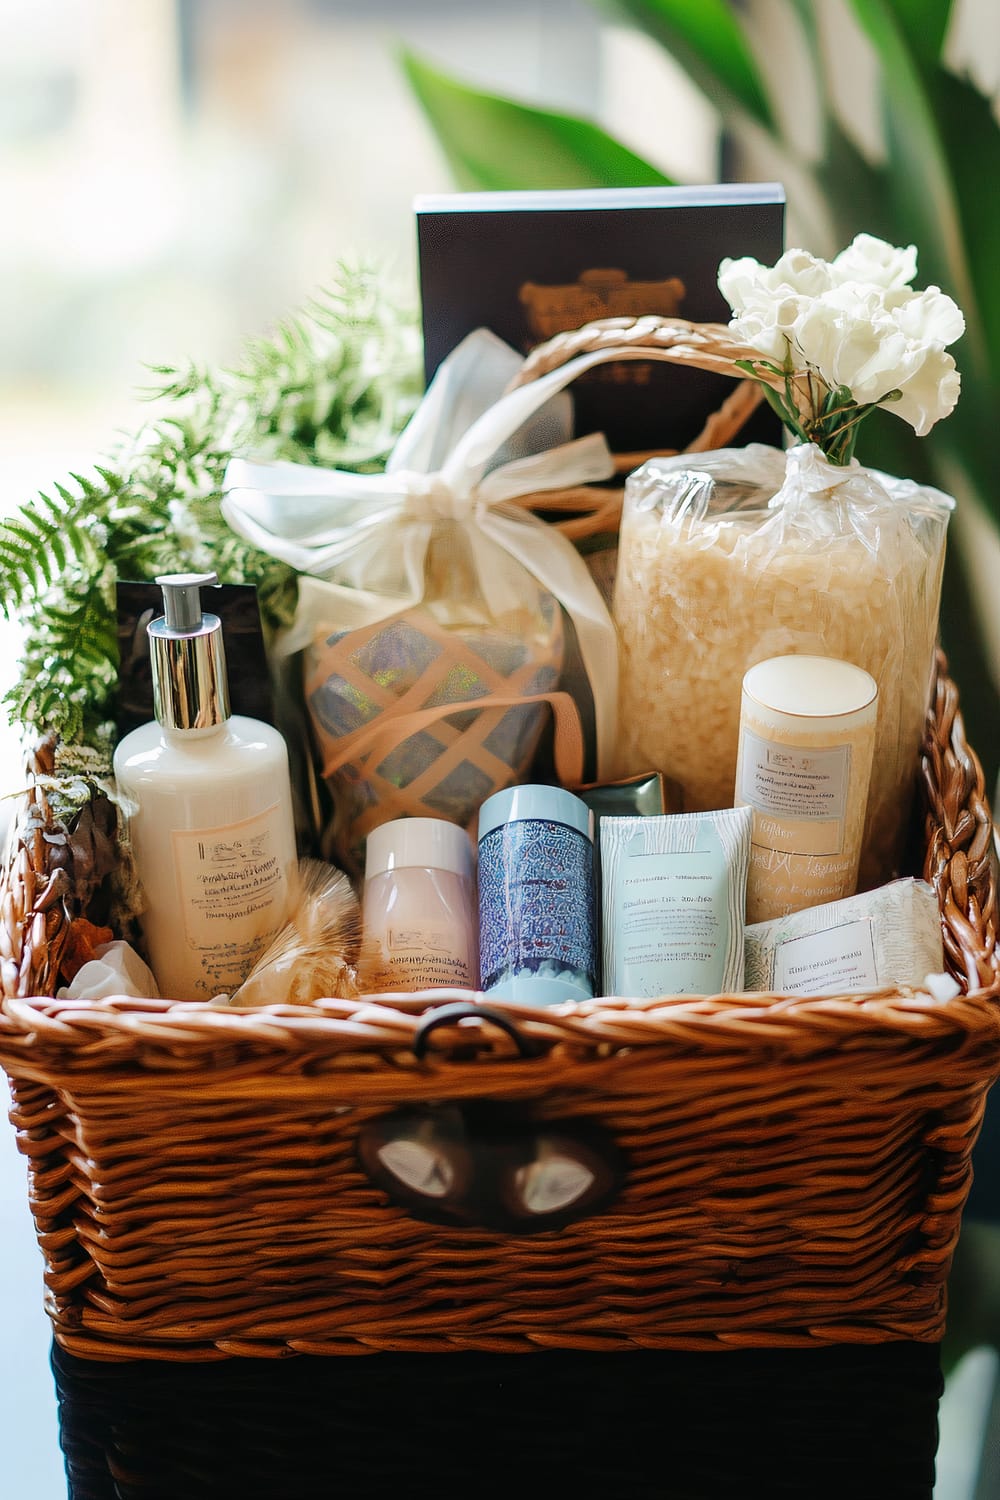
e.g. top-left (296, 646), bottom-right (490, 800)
top-left (7, 1007), bottom-right (995, 1360)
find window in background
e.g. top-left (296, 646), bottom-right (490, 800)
top-left (2, 0), bottom-right (718, 477)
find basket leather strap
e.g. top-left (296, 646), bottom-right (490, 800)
top-left (319, 689), bottom-right (586, 790)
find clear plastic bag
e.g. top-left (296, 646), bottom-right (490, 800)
top-left (613, 442), bottom-right (953, 887)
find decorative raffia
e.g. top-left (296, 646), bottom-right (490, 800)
top-left (0, 653), bottom-right (997, 1360)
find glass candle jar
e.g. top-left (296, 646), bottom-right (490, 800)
top-left (735, 655), bottom-right (878, 924)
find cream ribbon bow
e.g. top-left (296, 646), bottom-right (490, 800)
top-left (223, 327), bottom-right (629, 774)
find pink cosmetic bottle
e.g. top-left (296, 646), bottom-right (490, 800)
top-left (361, 817), bottom-right (478, 993)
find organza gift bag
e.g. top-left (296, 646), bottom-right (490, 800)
top-left (223, 330), bottom-right (624, 871)
top-left (613, 442), bottom-right (954, 887)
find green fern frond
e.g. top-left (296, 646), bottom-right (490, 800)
top-left (9, 259), bottom-right (422, 750)
top-left (45, 591), bottom-right (119, 669)
top-left (0, 483), bottom-right (107, 616)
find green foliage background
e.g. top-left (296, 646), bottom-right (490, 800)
top-left (402, 0), bottom-right (997, 519)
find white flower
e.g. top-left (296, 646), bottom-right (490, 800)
top-left (717, 235), bottom-right (965, 448)
top-left (788, 282), bottom-right (962, 432)
top-left (889, 283), bottom-right (965, 346)
top-left (721, 299), bottom-right (798, 364)
top-left (831, 233), bottom-right (917, 290)
top-left (886, 348), bottom-right (961, 436)
top-left (766, 248), bottom-right (837, 298)
top-left (791, 284), bottom-right (902, 400)
top-left (717, 254), bottom-right (768, 313)
top-left (720, 250), bottom-right (838, 366)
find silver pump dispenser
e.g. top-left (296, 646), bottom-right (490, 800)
top-left (149, 572), bottom-right (231, 731)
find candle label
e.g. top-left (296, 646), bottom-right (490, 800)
top-left (738, 730), bottom-right (850, 856)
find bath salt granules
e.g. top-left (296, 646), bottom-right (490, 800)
top-left (612, 443), bottom-right (953, 889)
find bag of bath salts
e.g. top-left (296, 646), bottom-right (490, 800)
top-left (223, 330), bottom-right (623, 871)
top-left (612, 442), bottom-right (954, 888)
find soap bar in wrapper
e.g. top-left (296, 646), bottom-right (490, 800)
top-left (744, 878), bottom-right (944, 995)
top-left (303, 583), bottom-right (563, 868)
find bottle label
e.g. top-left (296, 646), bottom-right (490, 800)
top-left (368, 917), bottom-right (476, 992)
top-left (172, 804), bottom-right (290, 997)
top-left (738, 729), bottom-right (850, 856)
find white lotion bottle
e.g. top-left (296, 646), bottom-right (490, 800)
top-left (113, 572), bottom-right (298, 1001)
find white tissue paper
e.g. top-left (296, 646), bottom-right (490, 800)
top-left (922, 972), bottom-right (961, 1003)
top-left (57, 940), bottom-right (160, 1001)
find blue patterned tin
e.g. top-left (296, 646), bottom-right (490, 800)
top-left (477, 785), bottom-right (596, 1006)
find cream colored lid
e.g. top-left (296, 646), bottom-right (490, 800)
top-left (742, 655), bottom-right (878, 718)
top-left (365, 817), bottom-right (474, 879)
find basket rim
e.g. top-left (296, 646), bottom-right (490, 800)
top-left (3, 980), bottom-right (1000, 1078)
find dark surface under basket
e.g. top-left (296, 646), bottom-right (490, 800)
top-left (1, 655), bottom-right (999, 1362)
top-left (53, 1341), bottom-right (943, 1499)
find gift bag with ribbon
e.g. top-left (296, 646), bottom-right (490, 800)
top-left (223, 330), bottom-right (624, 870)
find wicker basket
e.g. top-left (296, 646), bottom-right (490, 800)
top-left (1, 653), bottom-right (998, 1361)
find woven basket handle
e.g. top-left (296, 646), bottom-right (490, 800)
top-left (510, 314), bottom-right (759, 388)
top-left (503, 315), bottom-right (766, 540)
top-left (318, 688), bottom-right (586, 789)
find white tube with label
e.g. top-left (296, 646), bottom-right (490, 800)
top-left (735, 655), bottom-right (878, 924)
top-left (600, 806), bottom-right (752, 999)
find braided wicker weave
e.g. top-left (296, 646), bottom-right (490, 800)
top-left (507, 315), bottom-right (768, 540)
top-left (0, 654), bottom-right (998, 1361)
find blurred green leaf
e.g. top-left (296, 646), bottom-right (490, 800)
top-left (601, 0), bottom-right (776, 129)
top-left (847, 0), bottom-right (982, 363)
top-left (841, 0), bottom-right (998, 525)
top-left (890, 0), bottom-right (955, 63)
top-left (401, 51), bottom-right (671, 191)
top-left (930, 68), bottom-right (1000, 376)
top-left (813, 117), bottom-right (896, 245)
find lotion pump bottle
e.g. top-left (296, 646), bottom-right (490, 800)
top-left (113, 572), bottom-right (298, 1001)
